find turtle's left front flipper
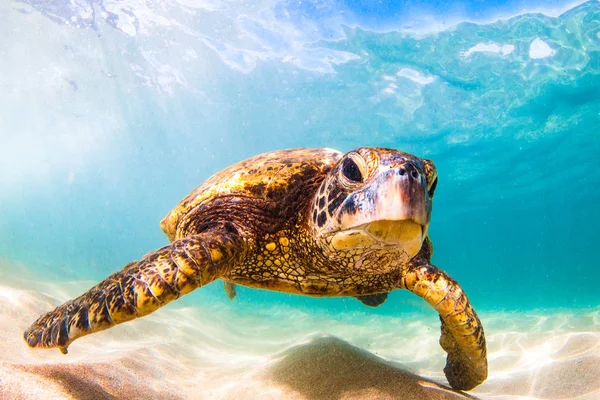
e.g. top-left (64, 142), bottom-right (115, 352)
top-left (402, 262), bottom-right (488, 391)
top-left (24, 229), bottom-right (239, 354)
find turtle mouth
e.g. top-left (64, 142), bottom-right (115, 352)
top-left (329, 219), bottom-right (425, 258)
top-left (362, 219), bottom-right (424, 246)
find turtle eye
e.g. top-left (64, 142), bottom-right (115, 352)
top-left (342, 158), bottom-right (363, 183)
top-left (428, 177), bottom-right (438, 198)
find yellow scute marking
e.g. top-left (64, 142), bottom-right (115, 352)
top-left (265, 242), bottom-right (277, 251)
top-left (279, 237), bottom-right (289, 247)
top-left (210, 249), bottom-right (223, 262)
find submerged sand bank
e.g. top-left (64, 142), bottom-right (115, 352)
top-left (0, 282), bottom-right (598, 399)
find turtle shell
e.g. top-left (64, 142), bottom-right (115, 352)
top-left (160, 148), bottom-right (342, 241)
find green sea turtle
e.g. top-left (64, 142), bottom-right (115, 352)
top-left (24, 147), bottom-right (487, 390)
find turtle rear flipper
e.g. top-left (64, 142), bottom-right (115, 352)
top-left (223, 281), bottom-right (237, 300)
top-left (24, 229), bottom-right (240, 354)
top-left (355, 293), bottom-right (388, 307)
top-left (402, 262), bottom-right (487, 391)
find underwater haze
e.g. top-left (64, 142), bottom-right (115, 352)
top-left (1, 0), bottom-right (600, 399)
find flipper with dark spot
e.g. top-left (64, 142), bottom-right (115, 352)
top-left (24, 229), bottom-right (240, 354)
top-left (355, 293), bottom-right (388, 307)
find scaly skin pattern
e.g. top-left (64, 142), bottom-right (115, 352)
top-left (24, 147), bottom-right (487, 391)
top-left (402, 239), bottom-right (487, 390)
top-left (24, 229), bottom-right (239, 355)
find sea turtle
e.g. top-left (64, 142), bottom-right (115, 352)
top-left (24, 147), bottom-right (487, 390)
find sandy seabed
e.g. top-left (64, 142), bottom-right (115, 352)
top-left (0, 279), bottom-right (598, 400)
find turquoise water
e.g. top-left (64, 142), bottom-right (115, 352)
top-left (1, 0), bottom-right (599, 320)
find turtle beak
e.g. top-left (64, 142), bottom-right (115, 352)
top-left (339, 162), bottom-right (431, 235)
top-left (329, 161), bottom-right (431, 254)
top-left (366, 162), bottom-right (430, 235)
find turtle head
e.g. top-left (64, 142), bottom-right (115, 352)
top-left (311, 147), bottom-right (437, 268)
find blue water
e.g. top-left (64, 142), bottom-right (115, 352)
top-left (1, 0), bottom-right (599, 317)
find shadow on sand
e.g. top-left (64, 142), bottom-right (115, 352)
top-left (263, 335), bottom-right (478, 400)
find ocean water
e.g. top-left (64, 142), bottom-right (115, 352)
top-left (1, 0), bottom-right (600, 398)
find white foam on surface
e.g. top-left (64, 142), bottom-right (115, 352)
top-left (382, 83), bottom-right (399, 95)
top-left (529, 38), bottom-right (556, 59)
top-left (462, 42), bottom-right (515, 57)
top-left (96, 0), bottom-right (358, 74)
top-left (397, 68), bottom-right (436, 85)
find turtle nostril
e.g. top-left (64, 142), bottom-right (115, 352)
top-left (398, 163), bottom-right (419, 180)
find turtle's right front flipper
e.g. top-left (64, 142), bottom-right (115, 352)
top-left (24, 229), bottom-right (240, 354)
